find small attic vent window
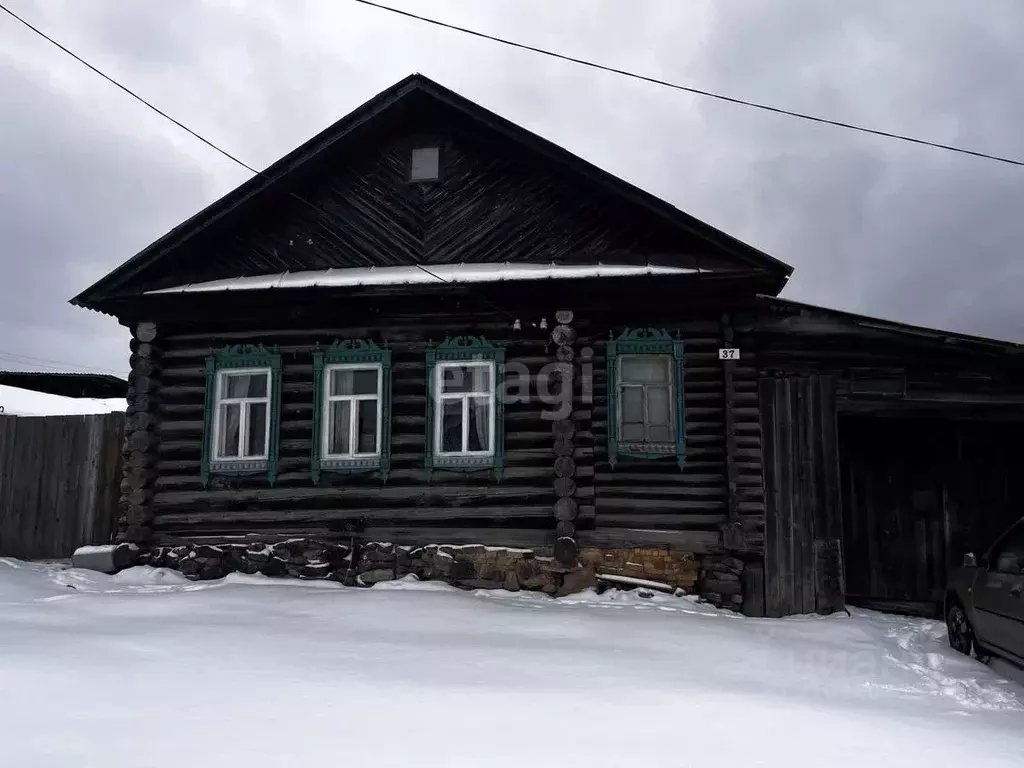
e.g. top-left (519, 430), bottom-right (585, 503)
top-left (410, 146), bottom-right (440, 181)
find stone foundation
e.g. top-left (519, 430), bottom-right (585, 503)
top-left (126, 539), bottom-right (747, 610)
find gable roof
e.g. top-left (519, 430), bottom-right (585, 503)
top-left (71, 74), bottom-right (792, 312)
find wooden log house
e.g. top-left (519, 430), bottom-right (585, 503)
top-left (72, 75), bottom-right (1024, 615)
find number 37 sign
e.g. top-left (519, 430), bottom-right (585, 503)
top-left (718, 348), bottom-right (741, 361)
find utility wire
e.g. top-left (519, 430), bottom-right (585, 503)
top-left (352, 0), bottom-right (1024, 169)
top-left (0, 1), bottom-right (459, 293)
top-left (0, 350), bottom-right (124, 376)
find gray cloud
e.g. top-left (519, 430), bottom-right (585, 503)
top-left (1, 0), bottom-right (1022, 378)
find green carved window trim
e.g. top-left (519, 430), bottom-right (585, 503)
top-left (311, 339), bottom-right (392, 484)
top-left (425, 336), bottom-right (505, 480)
top-left (201, 344), bottom-right (283, 487)
top-left (606, 328), bottom-right (686, 471)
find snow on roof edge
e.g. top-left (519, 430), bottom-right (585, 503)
top-left (0, 385), bottom-right (126, 417)
top-left (146, 262), bottom-right (704, 295)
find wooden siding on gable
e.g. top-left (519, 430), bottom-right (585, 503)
top-left (127, 112), bottom-right (750, 296)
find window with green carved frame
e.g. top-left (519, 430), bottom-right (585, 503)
top-left (425, 336), bottom-right (505, 479)
top-left (606, 328), bottom-right (685, 470)
top-left (202, 344), bottom-right (283, 486)
top-left (312, 340), bottom-right (392, 483)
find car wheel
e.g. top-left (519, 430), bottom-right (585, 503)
top-left (946, 603), bottom-right (975, 656)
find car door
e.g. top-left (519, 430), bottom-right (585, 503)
top-left (972, 520), bottom-right (1024, 660)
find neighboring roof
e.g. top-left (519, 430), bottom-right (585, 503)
top-left (759, 295), bottom-right (1024, 356)
top-left (0, 371), bottom-right (129, 399)
top-left (145, 262), bottom-right (708, 295)
top-left (0, 384), bottom-right (125, 417)
top-left (71, 73), bottom-right (792, 312)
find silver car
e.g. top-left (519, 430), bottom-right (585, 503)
top-left (945, 517), bottom-right (1024, 666)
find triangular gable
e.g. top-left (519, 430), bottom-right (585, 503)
top-left (72, 74), bottom-right (792, 311)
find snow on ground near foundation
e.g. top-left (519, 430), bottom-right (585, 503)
top-left (0, 560), bottom-right (1022, 767)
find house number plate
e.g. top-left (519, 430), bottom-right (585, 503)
top-left (718, 348), bottom-right (741, 360)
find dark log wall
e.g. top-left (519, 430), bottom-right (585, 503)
top-left (150, 307), bottom-right (559, 549)
top-left (127, 96), bottom-right (748, 296)
top-left (133, 285), bottom-right (766, 566)
top-left (578, 308), bottom-right (765, 557)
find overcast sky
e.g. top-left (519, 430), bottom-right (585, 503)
top-left (2, 0), bottom-right (1023, 376)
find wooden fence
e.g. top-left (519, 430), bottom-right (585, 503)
top-left (0, 412), bottom-right (124, 559)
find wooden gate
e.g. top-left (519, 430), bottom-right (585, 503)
top-left (840, 416), bottom-right (1024, 614)
top-left (760, 375), bottom-right (845, 617)
top-left (0, 413), bottom-right (124, 559)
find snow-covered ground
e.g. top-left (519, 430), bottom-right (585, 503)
top-left (0, 560), bottom-right (1021, 767)
top-left (0, 383), bottom-right (125, 416)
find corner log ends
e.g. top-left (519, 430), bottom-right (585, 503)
top-left (119, 321), bottom-right (162, 545)
top-left (551, 309), bottom-right (579, 566)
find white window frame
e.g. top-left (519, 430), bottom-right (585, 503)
top-left (434, 359), bottom-right (496, 458)
top-left (322, 363), bottom-right (384, 460)
top-left (212, 367), bottom-right (272, 461)
top-left (617, 354), bottom-right (676, 447)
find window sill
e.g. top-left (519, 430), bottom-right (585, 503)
top-left (430, 455), bottom-right (501, 477)
top-left (619, 442), bottom-right (674, 455)
top-left (209, 459), bottom-right (268, 474)
top-left (321, 457), bottom-right (381, 470)
top-left (434, 454), bottom-right (494, 468)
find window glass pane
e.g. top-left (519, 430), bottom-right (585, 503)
top-left (467, 396), bottom-right (491, 452)
top-left (328, 400), bottom-right (352, 455)
top-left (648, 425), bottom-right (672, 444)
top-left (621, 356), bottom-right (670, 384)
top-left (441, 364), bottom-right (491, 394)
top-left (410, 146), bottom-right (439, 181)
top-left (470, 365), bottom-right (492, 393)
top-left (218, 403), bottom-right (241, 458)
top-left (441, 365), bottom-right (471, 394)
top-left (331, 368), bottom-right (378, 396)
top-left (354, 369), bottom-right (379, 396)
top-left (356, 400), bottom-right (378, 454)
top-left (225, 372), bottom-right (267, 398)
top-left (441, 399), bottom-right (463, 453)
top-left (245, 402), bottom-right (268, 457)
top-left (647, 387), bottom-right (672, 426)
top-left (621, 423), bottom-right (644, 441)
top-left (621, 387), bottom-right (644, 422)
top-left (993, 525), bottom-right (1024, 574)
top-left (330, 370), bottom-right (353, 396)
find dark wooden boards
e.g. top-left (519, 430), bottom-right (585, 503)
top-left (839, 415), bottom-right (1024, 610)
top-left (760, 375), bottom-right (842, 617)
top-left (0, 413), bottom-right (124, 559)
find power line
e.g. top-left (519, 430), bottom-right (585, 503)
top-left (0, 350), bottom-right (124, 376)
top-left (352, 0), bottom-right (1024, 169)
top-left (0, 1), bottom-right (459, 293)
